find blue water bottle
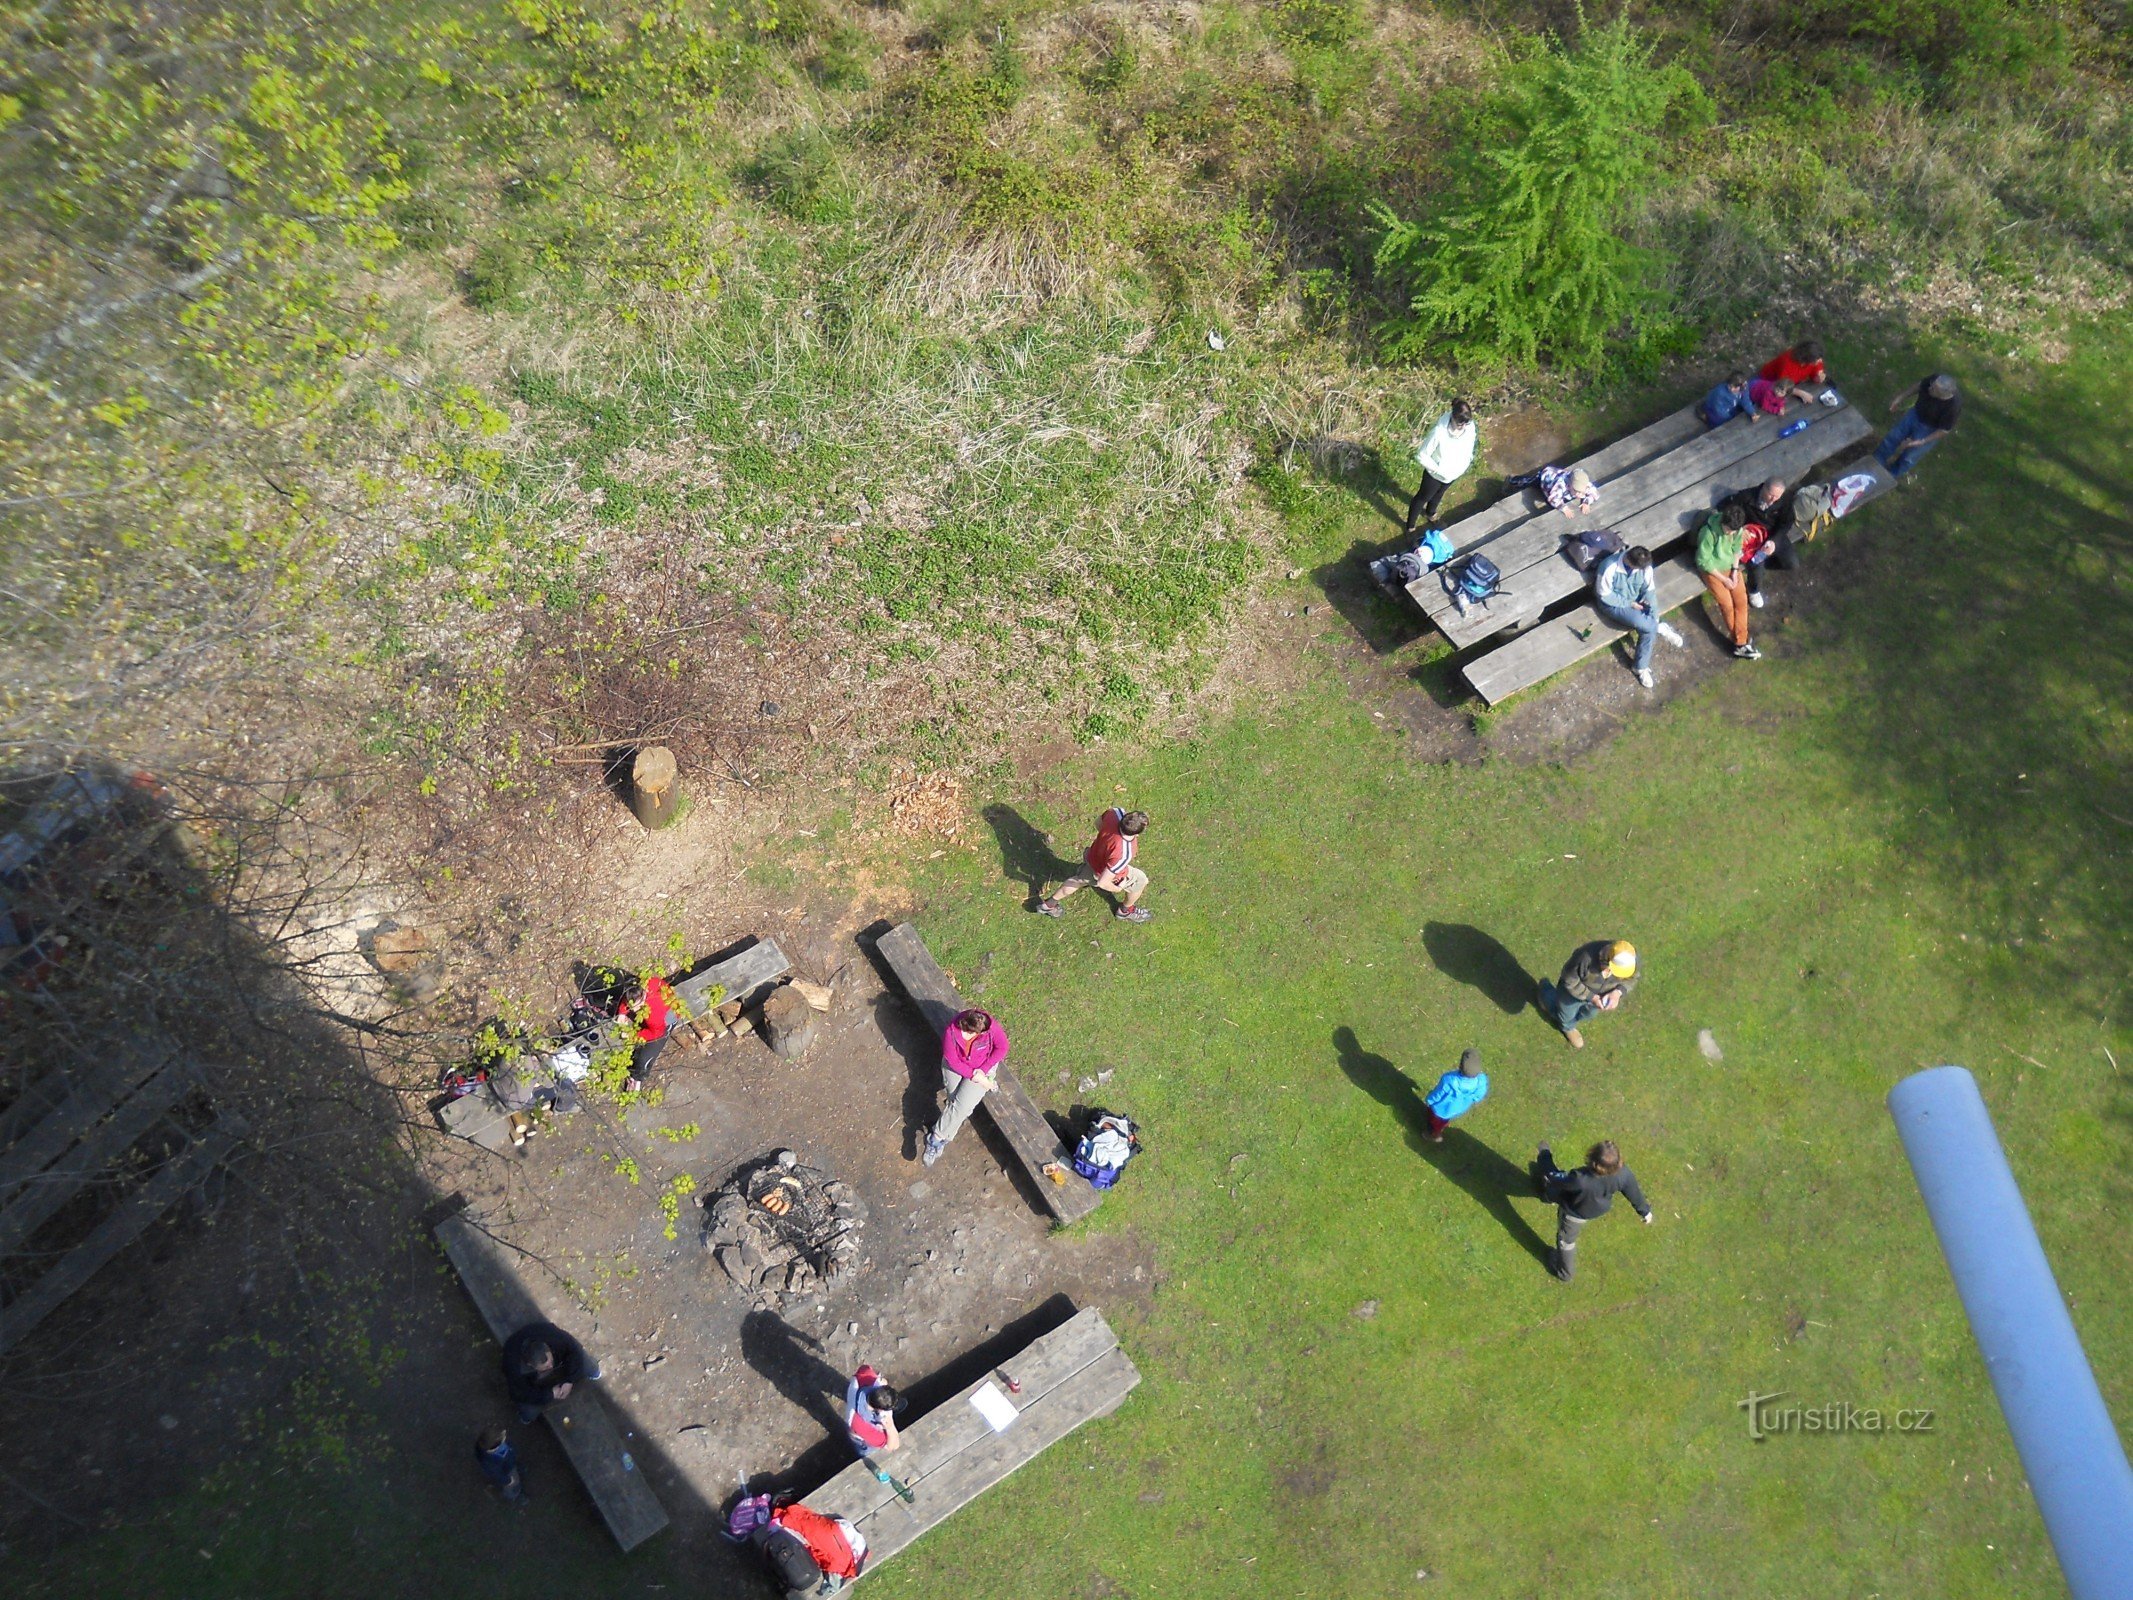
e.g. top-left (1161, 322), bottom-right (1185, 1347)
top-left (1778, 418), bottom-right (1810, 438)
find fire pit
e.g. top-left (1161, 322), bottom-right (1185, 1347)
top-left (702, 1149), bottom-right (868, 1307)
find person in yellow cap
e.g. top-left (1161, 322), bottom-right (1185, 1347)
top-left (1538, 939), bottom-right (1637, 1048)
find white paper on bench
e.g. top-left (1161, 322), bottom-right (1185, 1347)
top-left (969, 1382), bottom-right (1019, 1433)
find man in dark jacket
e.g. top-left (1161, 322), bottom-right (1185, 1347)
top-left (502, 1321), bottom-right (600, 1423)
top-left (1718, 478), bottom-right (1802, 609)
top-left (1539, 940), bottom-right (1636, 1049)
top-left (1535, 1139), bottom-right (1653, 1282)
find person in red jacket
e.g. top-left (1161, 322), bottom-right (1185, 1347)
top-left (619, 972), bottom-right (675, 1093)
top-left (1037, 807), bottom-right (1151, 923)
top-left (760, 1500), bottom-right (867, 1594)
top-left (1759, 339), bottom-right (1829, 391)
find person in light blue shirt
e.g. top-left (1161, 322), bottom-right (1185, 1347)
top-left (1699, 371), bottom-right (1751, 428)
top-left (1592, 545), bottom-right (1685, 689)
top-left (1421, 1048), bottom-right (1488, 1141)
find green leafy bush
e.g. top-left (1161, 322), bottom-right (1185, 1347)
top-left (1370, 13), bottom-right (1710, 374)
top-left (742, 127), bottom-right (855, 224)
top-left (463, 240), bottom-right (527, 309)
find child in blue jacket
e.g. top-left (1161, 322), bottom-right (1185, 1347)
top-left (1699, 372), bottom-right (1751, 428)
top-left (1421, 1049), bottom-right (1488, 1141)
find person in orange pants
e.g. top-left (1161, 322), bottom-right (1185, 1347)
top-left (1694, 500), bottom-right (1761, 661)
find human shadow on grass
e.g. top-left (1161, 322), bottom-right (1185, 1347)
top-left (1333, 1026), bottom-right (1552, 1267)
top-left (1422, 922), bottom-right (1535, 1015)
top-left (983, 803), bottom-right (1080, 907)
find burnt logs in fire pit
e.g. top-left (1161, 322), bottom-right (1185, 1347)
top-left (702, 1149), bottom-right (867, 1307)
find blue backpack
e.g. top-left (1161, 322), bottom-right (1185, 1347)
top-left (1445, 553), bottom-right (1502, 605)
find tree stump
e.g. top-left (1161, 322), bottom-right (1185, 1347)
top-left (625, 746), bottom-right (684, 830)
top-left (761, 985), bottom-right (819, 1061)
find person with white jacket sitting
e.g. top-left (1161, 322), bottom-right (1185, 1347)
top-left (1403, 397), bottom-right (1477, 538)
top-left (1592, 545), bottom-right (1684, 690)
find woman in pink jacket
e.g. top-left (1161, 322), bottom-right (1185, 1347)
top-left (923, 1009), bottom-right (1010, 1167)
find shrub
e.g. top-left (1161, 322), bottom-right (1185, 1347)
top-left (1370, 12), bottom-right (1710, 375)
top-left (742, 127), bottom-right (854, 224)
top-left (463, 240), bottom-right (527, 309)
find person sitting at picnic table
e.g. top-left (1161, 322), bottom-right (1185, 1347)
top-left (1539, 939), bottom-right (1637, 1049)
top-left (1760, 339), bottom-right (1829, 391)
top-left (1592, 545), bottom-right (1685, 690)
top-left (501, 1321), bottom-right (601, 1423)
top-left (1877, 373), bottom-right (1961, 479)
top-left (1505, 463), bottom-right (1598, 519)
top-left (1718, 478), bottom-right (1802, 610)
top-left (1699, 371), bottom-right (1751, 428)
top-left (1694, 500), bottom-right (1762, 661)
top-left (1403, 396), bottom-right (1477, 538)
top-left (921, 1007), bottom-right (1009, 1168)
top-left (759, 1501), bottom-right (869, 1597)
top-left (1745, 373), bottom-right (1801, 417)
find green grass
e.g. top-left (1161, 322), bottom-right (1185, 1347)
top-left (22, 322), bottom-right (2130, 1599)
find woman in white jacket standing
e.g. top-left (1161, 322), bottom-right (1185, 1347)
top-left (1403, 396), bottom-right (1477, 538)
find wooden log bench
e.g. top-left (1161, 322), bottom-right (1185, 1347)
top-left (430, 1195), bottom-right (670, 1552)
top-left (0, 1105), bottom-right (245, 1357)
top-left (1463, 454), bottom-right (1897, 705)
top-left (874, 923), bottom-right (1101, 1227)
top-left (1414, 397), bottom-right (1868, 650)
top-left (802, 1305), bottom-right (1140, 1574)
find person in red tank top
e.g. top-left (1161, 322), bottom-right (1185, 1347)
top-left (620, 972), bottom-right (675, 1093)
top-left (1037, 807), bottom-right (1152, 923)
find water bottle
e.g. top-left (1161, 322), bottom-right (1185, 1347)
top-left (1778, 418), bottom-right (1810, 438)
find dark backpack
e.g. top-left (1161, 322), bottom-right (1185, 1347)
top-left (760, 1527), bottom-right (825, 1594)
top-left (1445, 553), bottom-right (1502, 605)
top-left (1561, 528), bottom-right (1623, 574)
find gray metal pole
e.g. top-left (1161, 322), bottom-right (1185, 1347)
top-left (1888, 1064), bottom-right (2133, 1599)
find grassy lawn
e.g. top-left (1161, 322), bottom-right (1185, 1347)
top-left (19, 322), bottom-right (2129, 1598)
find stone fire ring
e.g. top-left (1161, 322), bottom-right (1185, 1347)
top-left (702, 1149), bottom-right (867, 1308)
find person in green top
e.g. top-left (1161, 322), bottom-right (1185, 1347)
top-left (1694, 500), bottom-right (1761, 660)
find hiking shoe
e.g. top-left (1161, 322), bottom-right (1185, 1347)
top-left (1115, 905), bottom-right (1152, 923)
top-left (1426, 1130), bottom-right (1445, 1144)
top-left (1733, 642), bottom-right (1763, 660)
top-left (1035, 898), bottom-right (1064, 917)
top-left (1563, 1027), bottom-right (1585, 1050)
top-left (922, 1135), bottom-right (945, 1168)
top-left (1656, 622), bottom-right (1685, 648)
top-left (1635, 667), bottom-right (1654, 690)
top-left (1549, 1255), bottom-right (1575, 1284)
top-left (1749, 591), bottom-right (1766, 609)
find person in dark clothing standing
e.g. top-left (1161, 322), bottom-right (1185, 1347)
top-left (1717, 478), bottom-right (1802, 609)
top-left (1877, 373), bottom-right (1961, 479)
top-left (1534, 1138), bottom-right (1653, 1282)
top-left (1538, 940), bottom-right (1636, 1049)
top-left (501, 1321), bottom-right (600, 1423)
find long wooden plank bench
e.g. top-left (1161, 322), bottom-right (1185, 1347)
top-left (0, 1042), bottom-right (177, 1199)
top-left (670, 936), bottom-right (791, 1027)
top-left (1418, 399), bottom-right (1866, 648)
top-left (1463, 456), bottom-right (1896, 704)
top-left (0, 1111), bottom-right (245, 1356)
top-left (874, 923), bottom-right (1100, 1227)
top-left (431, 1196), bottom-right (670, 1552)
top-left (803, 1305), bottom-right (1140, 1573)
top-left (0, 1051), bottom-right (201, 1258)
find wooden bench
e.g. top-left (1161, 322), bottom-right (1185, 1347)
top-left (1463, 455), bottom-right (1897, 704)
top-left (1414, 398), bottom-right (1869, 649)
top-left (0, 1103), bottom-right (244, 1357)
top-left (802, 1305), bottom-right (1140, 1573)
top-left (874, 923), bottom-right (1101, 1227)
top-left (431, 1195), bottom-right (670, 1552)
top-left (669, 935), bottom-right (792, 1038)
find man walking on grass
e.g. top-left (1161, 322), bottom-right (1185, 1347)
top-left (1038, 807), bottom-right (1151, 923)
top-left (1534, 1138), bottom-right (1653, 1282)
top-left (1538, 939), bottom-right (1636, 1048)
